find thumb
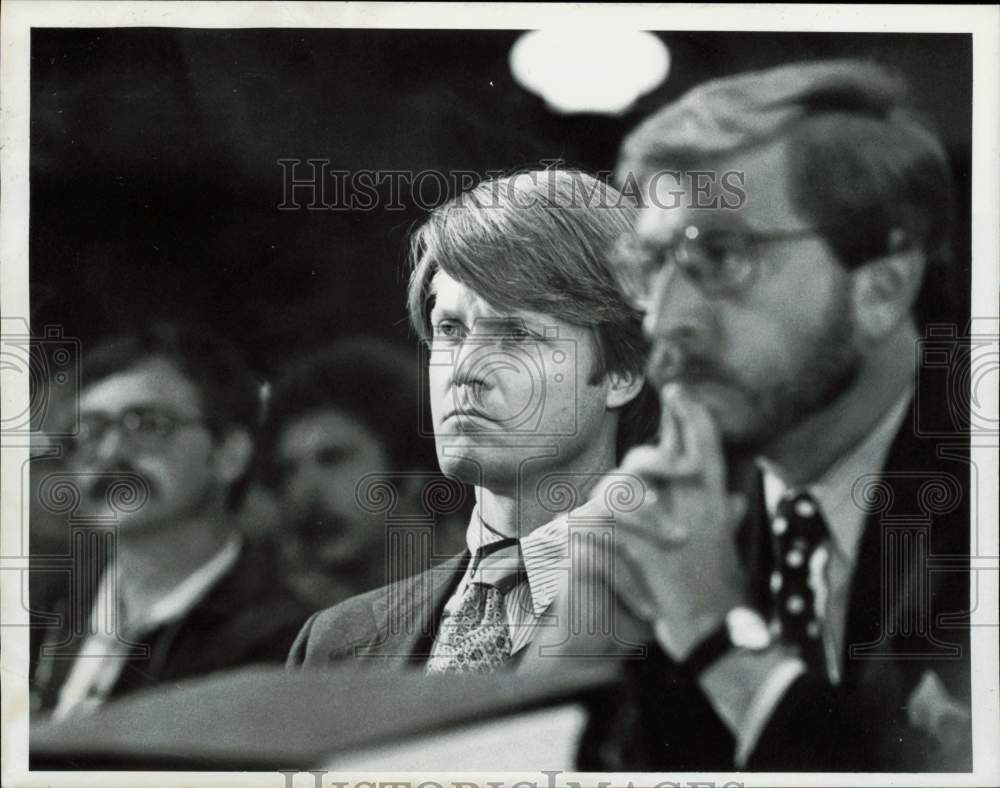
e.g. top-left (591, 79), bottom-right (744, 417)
top-left (727, 493), bottom-right (748, 528)
top-left (657, 383), bottom-right (681, 456)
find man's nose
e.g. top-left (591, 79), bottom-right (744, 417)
top-left (642, 265), bottom-right (715, 350)
top-left (450, 339), bottom-right (493, 391)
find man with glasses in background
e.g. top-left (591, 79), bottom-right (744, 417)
top-left (543, 60), bottom-right (972, 771)
top-left (29, 322), bottom-right (310, 718)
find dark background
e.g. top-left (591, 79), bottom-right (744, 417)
top-left (30, 29), bottom-right (972, 376)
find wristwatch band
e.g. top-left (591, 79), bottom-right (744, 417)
top-left (682, 622), bottom-right (733, 676)
top-left (682, 607), bottom-right (772, 676)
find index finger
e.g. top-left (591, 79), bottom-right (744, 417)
top-left (666, 385), bottom-right (727, 493)
top-left (658, 384), bottom-right (682, 457)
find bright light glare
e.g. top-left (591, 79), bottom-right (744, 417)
top-left (509, 29), bottom-right (670, 116)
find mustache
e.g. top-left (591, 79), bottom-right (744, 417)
top-left (646, 344), bottom-right (732, 388)
top-left (83, 467), bottom-right (154, 501)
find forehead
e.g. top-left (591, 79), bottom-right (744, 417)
top-left (79, 357), bottom-right (202, 416)
top-left (429, 269), bottom-right (482, 314)
top-left (635, 138), bottom-right (798, 242)
top-left (276, 409), bottom-right (385, 460)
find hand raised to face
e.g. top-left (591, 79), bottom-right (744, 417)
top-left (596, 384), bottom-right (749, 660)
top-left (526, 384), bottom-right (750, 668)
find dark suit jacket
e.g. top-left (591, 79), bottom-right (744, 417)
top-left (287, 552), bottom-right (470, 669)
top-left (583, 390), bottom-right (972, 772)
top-left (30, 542), bottom-right (312, 715)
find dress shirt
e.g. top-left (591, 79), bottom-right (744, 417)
top-left (52, 534), bottom-right (243, 720)
top-left (692, 386), bottom-right (913, 765)
top-left (430, 507), bottom-right (570, 660)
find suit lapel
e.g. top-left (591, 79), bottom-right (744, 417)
top-left (359, 551), bottom-right (470, 668)
top-left (839, 393), bottom-right (965, 696)
top-left (830, 397), bottom-right (917, 693)
top-left (842, 491), bottom-right (894, 690)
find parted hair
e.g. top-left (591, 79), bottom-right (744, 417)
top-left (406, 169), bottom-right (660, 457)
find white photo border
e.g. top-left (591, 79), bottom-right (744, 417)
top-left (2, 3), bottom-right (997, 787)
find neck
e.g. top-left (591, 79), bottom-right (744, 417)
top-left (760, 321), bottom-right (917, 487)
top-left (114, 504), bottom-right (233, 615)
top-left (475, 435), bottom-right (617, 538)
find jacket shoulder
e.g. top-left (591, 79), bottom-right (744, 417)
top-left (184, 542), bottom-right (314, 662)
top-left (286, 584), bottom-right (390, 669)
top-left (286, 554), bottom-right (469, 669)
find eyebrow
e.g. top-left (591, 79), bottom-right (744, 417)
top-left (472, 316), bottom-right (545, 336)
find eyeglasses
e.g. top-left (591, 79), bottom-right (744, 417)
top-left (63, 406), bottom-right (209, 459)
top-left (611, 224), bottom-right (824, 303)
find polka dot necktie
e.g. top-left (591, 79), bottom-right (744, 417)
top-left (426, 540), bottom-right (525, 674)
top-left (770, 490), bottom-right (830, 674)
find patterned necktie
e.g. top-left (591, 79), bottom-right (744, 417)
top-left (426, 539), bottom-right (525, 674)
top-left (770, 490), bottom-right (830, 674)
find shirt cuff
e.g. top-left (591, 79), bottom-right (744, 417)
top-left (694, 645), bottom-right (806, 768)
top-left (734, 657), bottom-right (807, 767)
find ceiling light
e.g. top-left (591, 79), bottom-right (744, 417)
top-left (510, 29), bottom-right (670, 116)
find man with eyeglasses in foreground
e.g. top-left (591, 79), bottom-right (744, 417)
top-left (29, 322), bottom-right (310, 719)
top-left (536, 60), bottom-right (972, 771)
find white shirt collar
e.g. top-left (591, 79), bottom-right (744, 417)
top-left (102, 534), bottom-right (243, 636)
top-left (464, 507), bottom-right (570, 617)
top-left (759, 387), bottom-right (912, 562)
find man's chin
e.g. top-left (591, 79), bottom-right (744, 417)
top-left (436, 446), bottom-right (535, 489)
top-left (436, 452), bottom-right (486, 487)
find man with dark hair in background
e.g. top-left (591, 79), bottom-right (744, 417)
top-left (29, 322), bottom-right (311, 718)
top-left (288, 169), bottom-right (660, 673)
top-left (257, 338), bottom-right (466, 609)
top-left (542, 59), bottom-right (972, 771)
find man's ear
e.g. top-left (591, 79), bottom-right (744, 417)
top-left (605, 369), bottom-right (645, 410)
top-left (850, 229), bottom-right (925, 340)
top-left (211, 428), bottom-right (255, 487)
